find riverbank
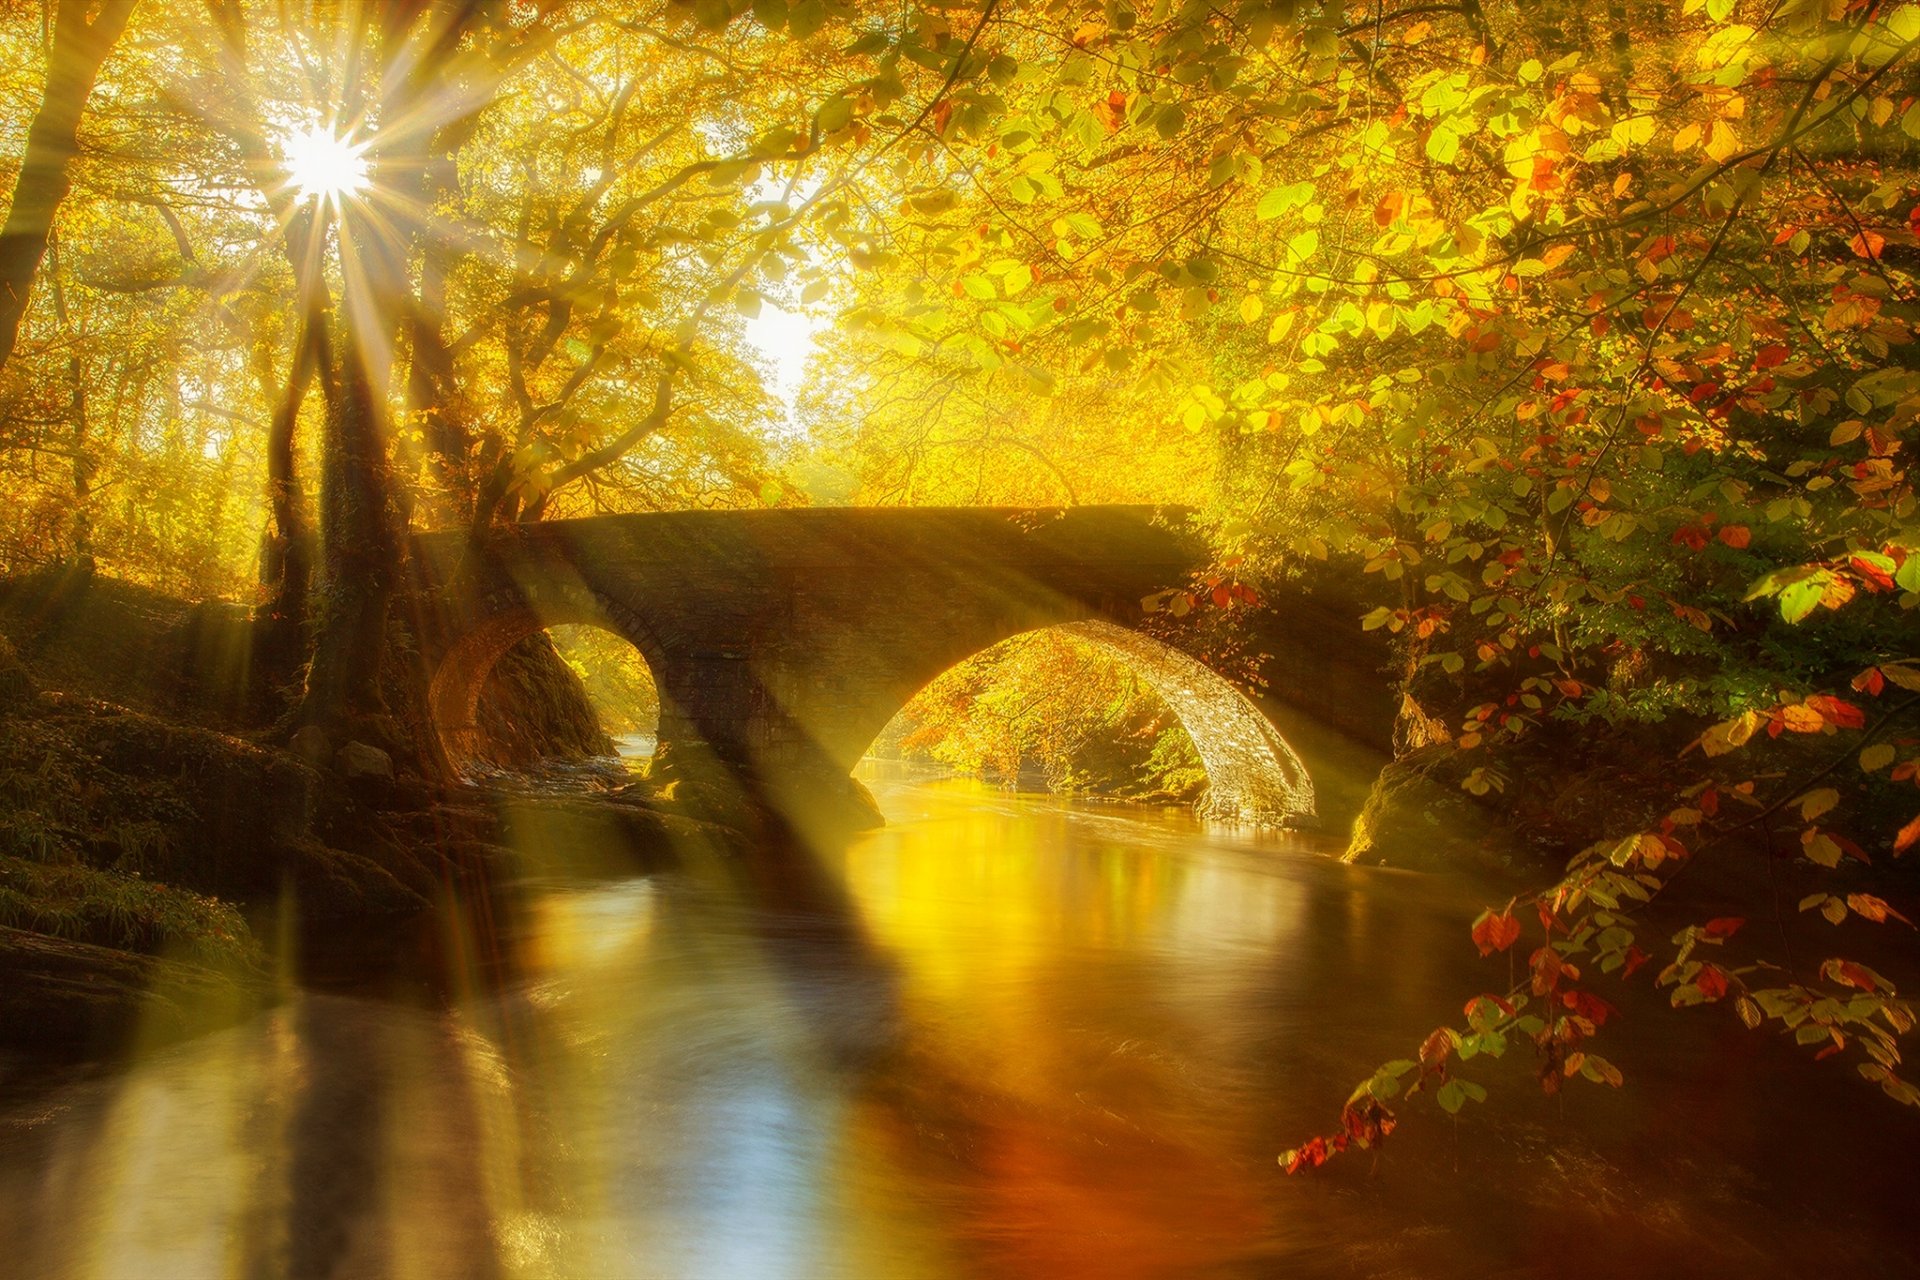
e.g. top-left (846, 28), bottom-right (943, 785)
top-left (0, 569), bottom-right (739, 1065)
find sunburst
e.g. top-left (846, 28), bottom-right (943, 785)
top-left (280, 124), bottom-right (370, 203)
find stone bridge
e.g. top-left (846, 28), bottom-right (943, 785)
top-left (411, 507), bottom-right (1394, 830)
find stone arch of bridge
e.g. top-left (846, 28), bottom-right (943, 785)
top-left (856, 618), bottom-right (1316, 825)
top-left (426, 584), bottom-right (667, 777)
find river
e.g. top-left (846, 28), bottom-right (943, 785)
top-left (0, 765), bottom-right (1914, 1278)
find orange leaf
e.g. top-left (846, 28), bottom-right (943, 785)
top-left (1806, 695), bottom-right (1865, 729)
top-left (1718, 525), bottom-right (1751, 548)
top-left (1472, 909), bottom-right (1522, 956)
top-left (1778, 704), bottom-right (1826, 733)
top-left (1845, 894), bottom-right (1913, 926)
top-left (1896, 813), bottom-right (1920, 855)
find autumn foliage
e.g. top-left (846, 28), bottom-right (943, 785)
top-left (0, 0), bottom-right (1914, 1172)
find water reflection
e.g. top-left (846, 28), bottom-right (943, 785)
top-left (0, 769), bottom-right (1915, 1278)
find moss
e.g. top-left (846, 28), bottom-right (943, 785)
top-left (0, 857), bottom-right (259, 971)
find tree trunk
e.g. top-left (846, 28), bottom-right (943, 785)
top-left (298, 344), bottom-right (401, 741)
top-left (256, 302), bottom-right (325, 665)
top-left (0, 0), bottom-right (136, 376)
top-left (44, 235), bottom-right (92, 563)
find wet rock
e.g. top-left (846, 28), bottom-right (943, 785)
top-left (1343, 745), bottom-right (1518, 872)
top-left (654, 777), bottom-right (758, 829)
top-left (336, 740), bottom-right (395, 781)
top-left (290, 724), bottom-right (331, 767)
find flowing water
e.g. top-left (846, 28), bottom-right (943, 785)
top-left (0, 765), bottom-right (1914, 1278)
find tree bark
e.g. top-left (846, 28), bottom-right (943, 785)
top-left (0, 0), bottom-right (136, 376)
top-left (257, 288), bottom-right (326, 654)
top-left (299, 337), bottom-right (401, 739)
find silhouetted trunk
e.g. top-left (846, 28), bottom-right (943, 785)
top-left (299, 346), bottom-right (401, 739)
top-left (44, 236), bottom-right (92, 562)
top-left (0, 0), bottom-right (136, 376)
top-left (257, 303), bottom-right (325, 661)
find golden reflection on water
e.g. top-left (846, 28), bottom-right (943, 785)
top-left (3, 771), bottom-right (1915, 1279)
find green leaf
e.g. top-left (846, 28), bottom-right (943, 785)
top-left (1778, 576), bottom-right (1826, 624)
top-left (817, 95), bottom-right (854, 133)
top-left (1895, 551), bottom-right (1920, 593)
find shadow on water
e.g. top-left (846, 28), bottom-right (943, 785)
top-left (0, 765), bottom-right (1916, 1278)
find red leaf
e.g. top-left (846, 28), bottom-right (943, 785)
top-left (1703, 917), bottom-right (1745, 938)
top-left (1833, 961), bottom-right (1878, 993)
top-left (1562, 989), bottom-right (1616, 1027)
top-left (1418, 1027), bottom-right (1456, 1069)
top-left (1672, 525), bottom-right (1710, 551)
top-left (1850, 556), bottom-right (1896, 592)
top-left (1622, 946), bottom-right (1651, 979)
top-left (1472, 909), bottom-right (1522, 956)
top-left (1754, 344), bottom-right (1789, 369)
top-left (1696, 965), bottom-right (1729, 1000)
top-left (1805, 695), bottom-right (1865, 729)
top-left (1283, 1136), bottom-right (1330, 1174)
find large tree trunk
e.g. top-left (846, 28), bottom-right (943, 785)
top-left (298, 343), bottom-right (402, 741)
top-left (0, 0), bottom-right (136, 376)
top-left (256, 298), bottom-right (325, 669)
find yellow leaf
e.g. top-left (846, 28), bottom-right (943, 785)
top-left (1704, 120), bottom-right (1742, 163)
top-left (1798, 788), bottom-right (1840, 821)
top-left (1882, 664), bottom-right (1920, 693)
top-left (1697, 710), bottom-right (1760, 756)
top-left (1802, 829), bottom-right (1844, 867)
